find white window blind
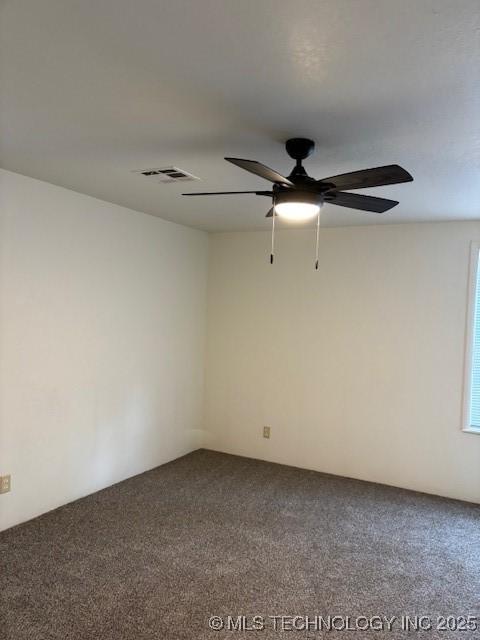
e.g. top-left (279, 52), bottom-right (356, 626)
top-left (463, 243), bottom-right (480, 434)
top-left (470, 248), bottom-right (480, 429)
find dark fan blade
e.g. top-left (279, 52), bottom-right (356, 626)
top-left (318, 164), bottom-right (413, 191)
top-left (325, 192), bottom-right (398, 213)
top-left (225, 158), bottom-right (293, 186)
top-left (182, 190), bottom-right (272, 196)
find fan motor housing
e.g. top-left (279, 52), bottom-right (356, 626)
top-left (275, 189), bottom-right (324, 207)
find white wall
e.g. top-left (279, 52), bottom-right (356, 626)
top-left (0, 169), bottom-right (208, 531)
top-left (2, 172), bottom-right (479, 532)
top-left (204, 222), bottom-right (480, 503)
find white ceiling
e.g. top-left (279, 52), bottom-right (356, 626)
top-left (1, 0), bottom-right (479, 232)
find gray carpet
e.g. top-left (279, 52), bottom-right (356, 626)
top-left (1, 449), bottom-right (480, 639)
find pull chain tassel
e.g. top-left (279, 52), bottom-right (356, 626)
top-left (315, 209), bottom-right (321, 270)
top-left (270, 197), bottom-right (276, 265)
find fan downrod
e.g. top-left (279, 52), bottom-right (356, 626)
top-left (285, 138), bottom-right (315, 161)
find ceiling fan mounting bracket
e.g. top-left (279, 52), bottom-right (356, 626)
top-left (285, 138), bottom-right (315, 161)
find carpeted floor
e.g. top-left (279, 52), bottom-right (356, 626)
top-left (1, 449), bottom-right (480, 639)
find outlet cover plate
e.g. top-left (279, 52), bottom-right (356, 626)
top-left (0, 475), bottom-right (11, 494)
top-left (263, 426), bottom-right (271, 439)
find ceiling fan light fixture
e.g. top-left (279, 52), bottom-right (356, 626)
top-left (274, 201), bottom-right (320, 221)
top-left (274, 190), bottom-right (323, 221)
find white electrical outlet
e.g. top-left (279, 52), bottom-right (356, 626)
top-left (0, 475), bottom-right (11, 494)
top-left (263, 426), bottom-right (271, 439)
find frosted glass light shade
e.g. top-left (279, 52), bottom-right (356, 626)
top-left (274, 201), bottom-right (320, 221)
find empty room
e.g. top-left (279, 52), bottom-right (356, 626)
top-left (1, 1), bottom-right (479, 638)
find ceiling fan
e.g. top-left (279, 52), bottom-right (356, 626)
top-left (183, 138), bottom-right (413, 267)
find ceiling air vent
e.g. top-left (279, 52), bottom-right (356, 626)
top-left (132, 167), bottom-right (200, 183)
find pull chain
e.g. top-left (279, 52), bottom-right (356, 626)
top-left (314, 209), bottom-right (321, 270)
top-left (270, 196), bottom-right (276, 264)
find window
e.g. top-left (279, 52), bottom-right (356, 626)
top-left (463, 242), bottom-right (480, 433)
